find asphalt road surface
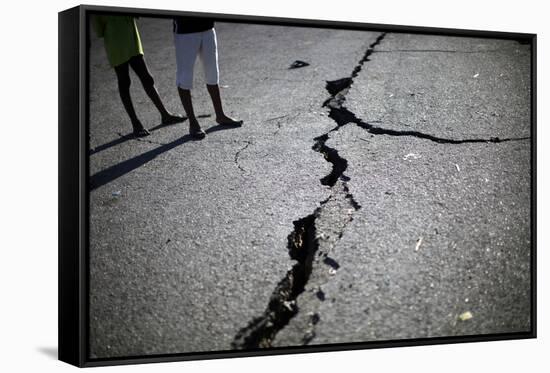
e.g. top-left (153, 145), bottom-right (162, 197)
top-left (88, 18), bottom-right (531, 358)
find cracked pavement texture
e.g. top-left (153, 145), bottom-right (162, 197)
top-left (346, 33), bottom-right (531, 140)
top-left (88, 18), bottom-right (531, 357)
top-left (89, 18), bottom-right (378, 357)
top-left (311, 127), bottom-right (530, 343)
top-left (307, 33), bottom-right (531, 344)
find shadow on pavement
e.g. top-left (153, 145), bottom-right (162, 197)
top-left (89, 114), bottom-right (211, 156)
top-left (88, 122), bottom-right (182, 156)
top-left (89, 119), bottom-right (243, 191)
top-left (89, 134), bottom-right (195, 191)
top-left (89, 132), bottom-right (134, 155)
top-left (205, 122), bottom-right (243, 134)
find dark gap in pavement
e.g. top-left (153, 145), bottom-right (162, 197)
top-left (231, 213), bottom-right (318, 349)
top-left (321, 34), bottom-right (529, 145)
top-left (312, 134), bottom-right (348, 187)
top-left (355, 118), bottom-right (531, 143)
top-left (373, 49), bottom-right (516, 54)
top-left (230, 32), bottom-right (387, 350)
top-left (323, 256), bottom-right (340, 270)
top-left (331, 105), bottom-right (530, 144)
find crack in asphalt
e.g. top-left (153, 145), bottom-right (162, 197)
top-left (231, 212), bottom-right (318, 349)
top-left (264, 105), bottom-right (317, 137)
top-left (230, 31), bottom-right (530, 350)
top-left (330, 42), bottom-right (529, 144)
top-left (265, 113), bottom-right (301, 136)
top-left (231, 33), bottom-right (386, 350)
top-left (234, 140), bottom-right (253, 173)
top-left (325, 107), bottom-right (530, 144)
top-left (230, 30), bottom-right (528, 349)
top-left (373, 48), bottom-right (520, 54)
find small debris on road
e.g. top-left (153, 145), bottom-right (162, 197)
top-left (316, 232), bottom-right (327, 240)
top-left (302, 330), bottom-right (315, 343)
top-left (415, 236), bottom-right (424, 251)
top-left (329, 268), bottom-right (337, 276)
top-left (283, 300), bottom-right (296, 311)
top-left (112, 190), bottom-right (122, 197)
top-left (389, 93), bottom-right (394, 98)
top-left (403, 153), bottom-right (421, 161)
top-left (459, 311), bottom-right (473, 321)
top-left (473, 73), bottom-right (480, 78)
top-left (455, 164), bottom-right (461, 172)
top-left (289, 60), bottom-right (310, 69)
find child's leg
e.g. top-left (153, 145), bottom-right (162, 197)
top-left (177, 88), bottom-right (196, 124)
top-left (178, 87), bottom-right (205, 139)
top-left (174, 32), bottom-right (205, 138)
top-left (129, 55), bottom-right (183, 125)
top-left (114, 61), bottom-right (149, 136)
top-left (200, 29), bottom-right (242, 126)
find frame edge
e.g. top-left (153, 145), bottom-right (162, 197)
top-left (58, 5), bottom-right (86, 367)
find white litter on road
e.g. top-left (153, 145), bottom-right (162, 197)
top-left (403, 153), bottom-right (421, 161)
top-left (415, 236), bottom-right (424, 251)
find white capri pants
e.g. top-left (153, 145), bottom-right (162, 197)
top-left (174, 28), bottom-right (219, 90)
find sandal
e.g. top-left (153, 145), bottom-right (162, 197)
top-left (189, 123), bottom-right (206, 139)
top-left (161, 114), bottom-right (186, 126)
top-left (132, 126), bottom-right (151, 137)
top-left (217, 119), bottom-right (243, 127)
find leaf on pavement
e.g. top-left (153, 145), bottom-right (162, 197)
top-left (459, 311), bottom-right (473, 321)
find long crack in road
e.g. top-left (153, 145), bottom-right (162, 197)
top-left (231, 33), bottom-right (387, 349)
top-left (231, 27), bottom-right (531, 349)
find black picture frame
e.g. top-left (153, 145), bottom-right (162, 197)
top-left (59, 4), bottom-right (536, 367)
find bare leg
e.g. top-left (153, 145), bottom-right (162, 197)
top-left (130, 55), bottom-right (185, 125)
top-left (114, 61), bottom-right (149, 136)
top-left (178, 88), bottom-right (205, 139)
top-left (206, 84), bottom-right (243, 126)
